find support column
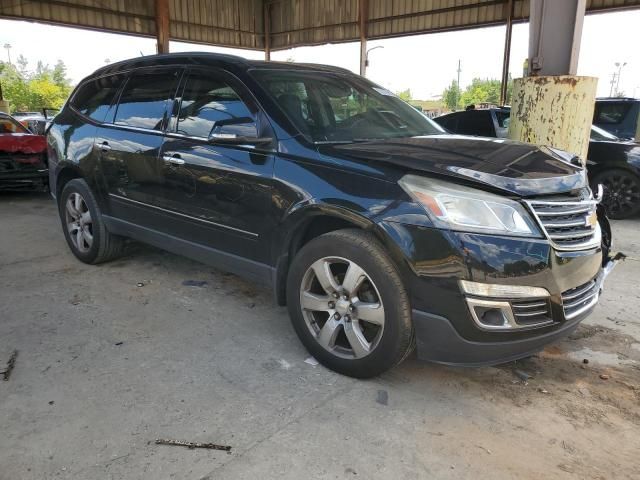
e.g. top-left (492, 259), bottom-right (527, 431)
top-left (499, 0), bottom-right (513, 106)
top-left (264, 2), bottom-right (271, 61)
top-left (359, 0), bottom-right (368, 76)
top-left (508, 0), bottom-right (596, 164)
top-left (155, 0), bottom-right (170, 54)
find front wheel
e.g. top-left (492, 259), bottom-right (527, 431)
top-left (286, 229), bottom-right (414, 378)
top-left (592, 169), bottom-right (640, 219)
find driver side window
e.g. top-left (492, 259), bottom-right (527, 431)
top-left (176, 71), bottom-right (255, 138)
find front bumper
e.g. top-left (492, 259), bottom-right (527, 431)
top-left (378, 218), bottom-right (621, 366)
top-left (412, 257), bottom-right (620, 366)
top-left (0, 155), bottom-right (48, 191)
top-left (0, 171), bottom-right (49, 191)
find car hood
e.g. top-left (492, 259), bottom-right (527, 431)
top-left (320, 135), bottom-right (586, 197)
top-left (0, 133), bottom-right (47, 155)
top-left (588, 139), bottom-right (640, 164)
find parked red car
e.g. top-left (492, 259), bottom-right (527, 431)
top-left (0, 112), bottom-right (48, 191)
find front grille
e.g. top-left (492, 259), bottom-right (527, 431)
top-left (511, 298), bottom-right (551, 325)
top-left (526, 198), bottom-right (600, 250)
top-left (562, 279), bottom-right (599, 319)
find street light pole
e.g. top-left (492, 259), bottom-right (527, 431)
top-left (363, 45), bottom-right (383, 77)
top-left (615, 62), bottom-right (627, 96)
top-left (3, 44), bottom-right (11, 65)
top-left (456, 59), bottom-right (462, 110)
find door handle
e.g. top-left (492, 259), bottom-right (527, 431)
top-left (99, 141), bottom-right (111, 152)
top-left (162, 154), bottom-right (185, 165)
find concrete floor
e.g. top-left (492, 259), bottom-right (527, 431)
top-left (1, 192), bottom-right (639, 480)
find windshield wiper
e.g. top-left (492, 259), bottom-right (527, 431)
top-left (314, 140), bottom-right (359, 144)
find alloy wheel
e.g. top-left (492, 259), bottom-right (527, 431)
top-left (65, 192), bottom-right (93, 253)
top-left (601, 173), bottom-right (640, 217)
top-left (299, 256), bottom-right (385, 359)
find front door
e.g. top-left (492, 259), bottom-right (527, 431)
top-left (157, 67), bottom-right (276, 264)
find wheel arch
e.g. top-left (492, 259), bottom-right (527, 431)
top-left (54, 163), bottom-right (84, 200)
top-left (272, 203), bottom-right (407, 306)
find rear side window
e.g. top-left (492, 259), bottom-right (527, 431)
top-left (176, 70), bottom-right (254, 138)
top-left (72, 74), bottom-right (124, 122)
top-left (456, 110), bottom-right (495, 137)
top-left (594, 103), bottom-right (632, 125)
top-left (437, 114), bottom-right (458, 131)
top-left (114, 69), bottom-right (180, 130)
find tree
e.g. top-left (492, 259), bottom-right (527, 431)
top-left (442, 80), bottom-right (461, 111)
top-left (397, 88), bottom-right (412, 102)
top-left (458, 77), bottom-right (513, 108)
top-left (0, 58), bottom-right (73, 111)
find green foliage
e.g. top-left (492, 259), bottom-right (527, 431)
top-left (396, 88), bottom-right (412, 102)
top-left (0, 57), bottom-right (73, 112)
top-left (442, 77), bottom-right (513, 111)
top-left (442, 80), bottom-right (461, 111)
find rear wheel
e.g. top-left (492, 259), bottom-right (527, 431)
top-left (592, 169), bottom-right (640, 219)
top-left (287, 229), bottom-right (414, 378)
top-left (58, 179), bottom-right (125, 264)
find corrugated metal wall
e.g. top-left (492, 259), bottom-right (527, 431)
top-left (1, 0), bottom-right (639, 51)
top-left (268, 0), bottom-right (360, 49)
top-left (169, 0), bottom-right (262, 48)
top-left (269, 0), bottom-right (640, 50)
top-left (0, 0), bottom-right (264, 49)
top-left (0, 0), bottom-right (158, 37)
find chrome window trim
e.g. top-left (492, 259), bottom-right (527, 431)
top-left (109, 193), bottom-right (259, 238)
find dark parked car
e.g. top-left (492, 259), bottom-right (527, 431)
top-left (593, 97), bottom-right (639, 140)
top-left (48, 53), bottom-right (618, 378)
top-left (0, 112), bottom-right (48, 191)
top-left (435, 107), bottom-right (640, 219)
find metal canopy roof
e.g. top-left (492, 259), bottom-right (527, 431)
top-left (1, 0), bottom-right (639, 51)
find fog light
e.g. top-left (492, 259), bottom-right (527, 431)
top-left (479, 308), bottom-right (508, 327)
top-left (464, 297), bottom-right (517, 331)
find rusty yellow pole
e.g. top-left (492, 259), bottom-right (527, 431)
top-left (509, 76), bottom-right (597, 163)
top-left (509, 0), bottom-right (596, 164)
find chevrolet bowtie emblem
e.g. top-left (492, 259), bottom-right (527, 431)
top-left (585, 211), bottom-right (598, 228)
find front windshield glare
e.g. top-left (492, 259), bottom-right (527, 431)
top-left (252, 69), bottom-right (445, 143)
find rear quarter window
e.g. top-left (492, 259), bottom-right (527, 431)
top-left (71, 74), bottom-right (125, 122)
top-left (594, 103), bottom-right (632, 125)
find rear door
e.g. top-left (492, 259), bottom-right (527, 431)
top-left (97, 67), bottom-right (182, 224)
top-left (156, 67), bottom-right (276, 264)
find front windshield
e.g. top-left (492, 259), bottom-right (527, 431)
top-left (590, 125), bottom-right (619, 141)
top-left (252, 69), bottom-right (445, 143)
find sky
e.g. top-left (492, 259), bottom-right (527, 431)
top-left (0, 10), bottom-right (639, 100)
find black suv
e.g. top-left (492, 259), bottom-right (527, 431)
top-left (435, 107), bottom-right (640, 219)
top-left (48, 53), bottom-right (618, 378)
top-left (593, 97), bottom-right (639, 140)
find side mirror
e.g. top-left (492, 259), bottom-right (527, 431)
top-left (207, 117), bottom-right (272, 147)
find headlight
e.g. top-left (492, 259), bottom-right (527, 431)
top-left (398, 174), bottom-right (541, 237)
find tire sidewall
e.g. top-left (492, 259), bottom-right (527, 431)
top-left (287, 231), bottom-right (412, 378)
top-left (58, 179), bottom-right (103, 263)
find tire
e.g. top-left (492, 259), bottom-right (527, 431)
top-left (592, 169), bottom-right (640, 220)
top-left (287, 229), bottom-right (414, 378)
top-left (58, 178), bottom-right (125, 264)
